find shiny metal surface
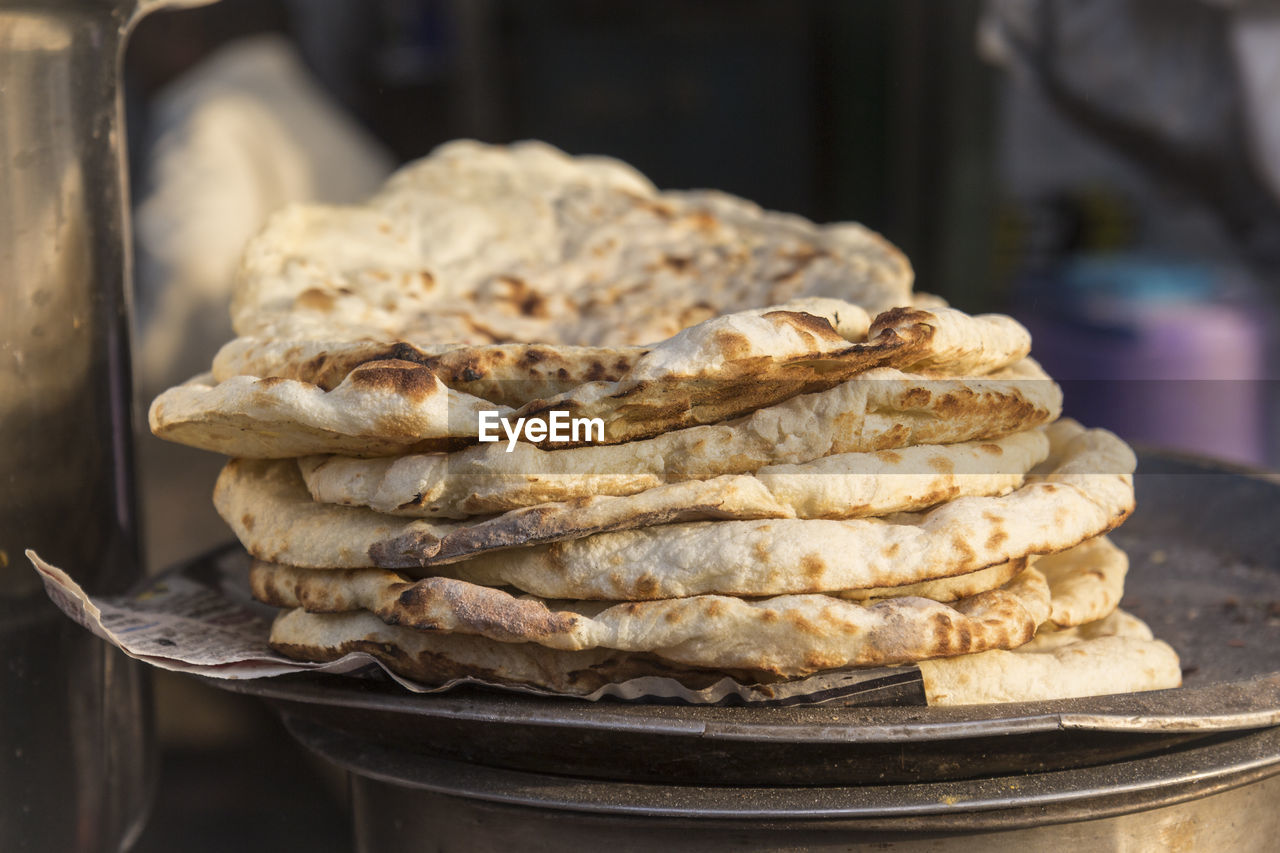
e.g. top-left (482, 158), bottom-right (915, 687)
top-left (0, 1), bottom-right (211, 849)
top-left (346, 770), bottom-right (1280, 852)
top-left (322, 714), bottom-right (1280, 850)
top-left (309, 717), bottom-right (1280, 823)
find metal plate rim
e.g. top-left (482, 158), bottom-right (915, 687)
top-left (288, 714), bottom-right (1280, 826)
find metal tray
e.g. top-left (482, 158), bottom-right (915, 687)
top-left (210, 450), bottom-right (1280, 784)
top-left (294, 714), bottom-right (1280, 828)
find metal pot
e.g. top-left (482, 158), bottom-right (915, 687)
top-left (320, 720), bottom-right (1280, 852)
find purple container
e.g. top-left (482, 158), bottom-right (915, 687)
top-left (1018, 256), bottom-right (1272, 467)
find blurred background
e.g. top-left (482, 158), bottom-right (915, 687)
top-left (121, 1), bottom-right (1280, 849)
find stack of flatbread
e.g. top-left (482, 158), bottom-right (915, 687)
top-left (149, 140), bottom-right (1181, 705)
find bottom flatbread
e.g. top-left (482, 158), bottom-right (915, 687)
top-left (268, 606), bottom-right (1178, 704)
top-left (270, 608), bottom-right (767, 694)
top-left (918, 609), bottom-right (1181, 705)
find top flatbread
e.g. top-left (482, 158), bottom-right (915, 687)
top-left (209, 295), bottom-right (874, 408)
top-left (231, 139), bottom-right (913, 346)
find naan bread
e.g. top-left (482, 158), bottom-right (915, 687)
top-left (139, 138), bottom-right (1177, 706)
top-left (270, 608), bottom-right (773, 694)
top-left (918, 610), bottom-right (1181, 705)
top-left (845, 534), bottom-right (1125, 617)
top-left (211, 295), bottom-right (945, 406)
top-left (296, 360), bottom-right (1061, 513)
top-left (255, 564), bottom-right (1049, 675)
top-left (268, 605), bottom-right (1177, 702)
top-left (1038, 535), bottom-right (1128, 628)
top-left (217, 420), bottom-right (1134, 597)
top-left (149, 362), bottom-right (502, 458)
top-left (508, 305), bottom-right (1030, 446)
top-left (232, 139), bottom-right (912, 346)
top-left (213, 337), bottom-right (650, 408)
top-left (303, 428), bottom-right (1049, 521)
top-left (153, 302), bottom-right (1035, 458)
top-left (1021, 607), bottom-right (1153, 652)
top-left (212, 296), bottom-right (872, 406)
top-left (838, 558), bottom-right (1032, 603)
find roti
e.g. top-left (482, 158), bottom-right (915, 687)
top-left (265, 603), bottom-right (1177, 702)
top-left (296, 359), bottom-right (1058, 513)
top-left (215, 420), bottom-right (1134, 597)
top-left (231, 139), bottom-right (913, 346)
top-left (149, 363), bottom-right (501, 458)
top-left (506, 304), bottom-right (1031, 446)
top-left (301, 428), bottom-right (1049, 521)
top-left (918, 610), bottom-right (1181, 705)
top-left (1038, 535), bottom-right (1128, 628)
top-left (845, 534), bottom-right (1124, 617)
top-left (255, 564), bottom-right (1050, 676)
top-left (151, 303), bottom-right (1038, 458)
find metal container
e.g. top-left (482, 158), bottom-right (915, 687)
top-left (327, 721), bottom-right (1280, 852)
top-left (218, 451), bottom-right (1280, 851)
top-left (0, 2), bottom-right (209, 848)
